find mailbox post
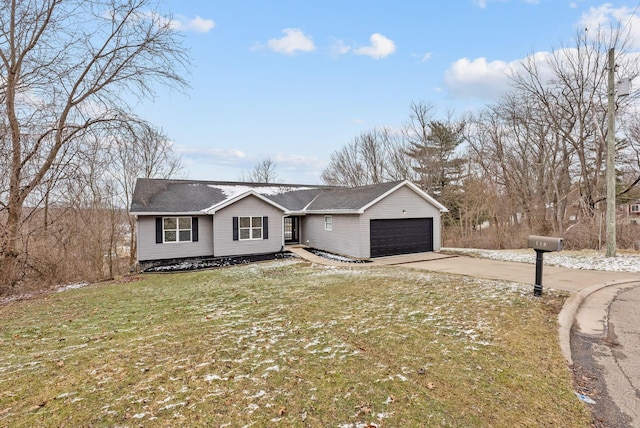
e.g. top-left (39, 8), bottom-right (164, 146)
top-left (527, 235), bottom-right (563, 296)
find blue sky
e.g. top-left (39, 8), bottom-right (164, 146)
top-left (135, 1), bottom-right (640, 184)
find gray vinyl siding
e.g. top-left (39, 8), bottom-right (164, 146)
top-left (136, 215), bottom-right (213, 261)
top-left (213, 195), bottom-right (284, 257)
top-left (303, 185), bottom-right (442, 259)
top-left (361, 185), bottom-right (442, 256)
top-left (303, 214), bottom-right (364, 258)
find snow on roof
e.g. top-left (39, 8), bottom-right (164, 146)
top-left (208, 184), bottom-right (314, 199)
top-left (200, 184), bottom-right (319, 213)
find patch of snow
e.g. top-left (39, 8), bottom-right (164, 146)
top-left (0, 293), bottom-right (34, 305)
top-left (247, 390), bottom-right (267, 399)
top-left (263, 365), bottom-right (280, 372)
top-left (306, 248), bottom-right (370, 264)
top-left (204, 374), bottom-right (226, 381)
top-left (56, 282), bottom-right (89, 292)
top-left (245, 403), bottom-right (260, 414)
top-left (339, 423), bottom-right (379, 428)
top-left (377, 412), bottom-right (391, 420)
top-left (158, 401), bottom-right (186, 411)
top-left (204, 184), bottom-right (316, 211)
top-left (444, 248), bottom-right (640, 272)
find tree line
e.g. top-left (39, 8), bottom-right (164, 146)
top-left (321, 29), bottom-right (640, 250)
top-left (1, 0), bottom-right (186, 292)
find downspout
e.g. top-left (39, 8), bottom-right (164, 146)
top-left (281, 214), bottom-right (286, 252)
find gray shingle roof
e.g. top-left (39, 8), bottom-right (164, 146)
top-left (130, 178), bottom-right (445, 214)
top-left (131, 179), bottom-right (226, 213)
top-left (264, 188), bottom-right (326, 211)
top-left (130, 179), bottom-right (329, 214)
top-left (305, 181), bottom-right (403, 211)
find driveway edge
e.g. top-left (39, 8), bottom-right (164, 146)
top-left (557, 279), bottom-right (640, 366)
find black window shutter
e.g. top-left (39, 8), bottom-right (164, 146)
top-left (192, 217), bottom-right (199, 242)
top-left (155, 217), bottom-right (163, 243)
top-left (263, 216), bottom-right (268, 239)
top-left (232, 217), bottom-right (239, 241)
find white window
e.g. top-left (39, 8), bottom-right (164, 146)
top-left (631, 204), bottom-right (640, 213)
top-left (163, 217), bottom-right (192, 242)
top-left (239, 216), bottom-right (263, 240)
top-left (324, 215), bottom-right (333, 231)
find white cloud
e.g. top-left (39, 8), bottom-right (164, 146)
top-left (579, 5), bottom-right (640, 48)
top-left (175, 145), bottom-right (322, 171)
top-left (446, 4), bottom-right (640, 102)
top-left (415, 52), bottom-right (432, 63)
top-left (444, 57), bottom-right (518, 100)
top-left (267, 28), bottom-right (316, 55)
top-left (272, 153), bottom-right (323, 168)
top-left (170, 15), bottom-right (215, 33)
top-left (473, 0), bottom-right (540, 8)
top-left (176, 145), bottom-right (246, 164)
top-left (329, 38), bottom-right (352, 57)
top-left (353, 33), bottom-right (396, 59)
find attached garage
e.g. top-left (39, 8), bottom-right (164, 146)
top-left (370, 217), bottom-right (434, 257)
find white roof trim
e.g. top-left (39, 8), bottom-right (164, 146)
top-left (360, 180), bottom-right (449, 213)
top-left (301, 192), bottom-right (323, 212)
top-left (304, 209), bottom-right (362, 215)
top-left (130, 211), bottom-right (205, 216)
top-left (204, 190), bottom-right (288, 214)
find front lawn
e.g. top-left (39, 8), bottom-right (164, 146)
top-left (0, 259), bottom-right (590, 427)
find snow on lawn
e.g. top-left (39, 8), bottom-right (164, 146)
top-left (444, 248), bottom-right (640, 273)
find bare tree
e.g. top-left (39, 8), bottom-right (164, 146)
top-left (321, 139), bottom-right (367, 186)
top-left (321, 128), bottom-right (410, 187)
top-left (241, 158), bottom-right (280, 183)
top-left (467, 92), bottom-right (574, 235)
top-left (107, 118), bottom-right (183, 264)
top-left (510, 28), bottom-right (639, 220)
top-left (0, 0), bottom-right (188, 287)
top-left (618, 115), bottom-right (640, 204)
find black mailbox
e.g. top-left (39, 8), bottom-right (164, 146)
top-left (527, 235), bottom-right (563, 252)
top-left (527, 235), bottom-right (563, 297)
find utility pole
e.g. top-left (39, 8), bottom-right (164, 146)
top-left (605, 48), bottom-right (616, 257)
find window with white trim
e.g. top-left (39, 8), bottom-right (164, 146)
top-left (631, 204), bottom-right (640, 213)
top-left (324, 215), bottom-right (333, 231)
top-left (163, 217), bottom-right (192, 242)
top-left (239, 216), bottom-right (263, 240)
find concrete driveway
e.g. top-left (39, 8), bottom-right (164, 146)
top-left (371, 252), bottom-right (637, 293)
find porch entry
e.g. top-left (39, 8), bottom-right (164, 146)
top-left (284, 216), bottom-right (300, 244)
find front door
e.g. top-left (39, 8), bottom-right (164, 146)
top-left (284, 217), bottom-right (299, 244)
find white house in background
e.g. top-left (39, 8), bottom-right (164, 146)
top-left (129, 178), bottom-right (448, 266)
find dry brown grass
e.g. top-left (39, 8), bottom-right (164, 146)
top-left (0, 260), bottom-right (590, 427)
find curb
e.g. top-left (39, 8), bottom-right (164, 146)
top-left (557, 279), bottom-right (640, 366)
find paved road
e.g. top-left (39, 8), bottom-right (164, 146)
top-left (572, 284), bottom-right (640, 428)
